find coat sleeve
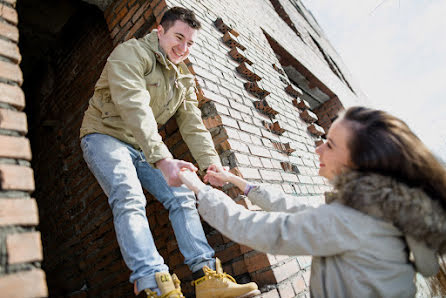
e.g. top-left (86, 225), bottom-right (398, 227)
top-left (106, 40), bottom-right (172, 166)
top-left (248, 185), bottom-right (311, 213)
top-left (175, 82), bottom-right (221, 170)
top-left (197, 186), bottom-right (361, 256)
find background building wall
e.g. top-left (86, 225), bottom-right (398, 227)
top-left (11, 0), bottom-right (366, 297)
top-left (0, 0), bottom-right (48, 296)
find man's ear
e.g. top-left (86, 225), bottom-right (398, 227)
top-left (157, 24), bottom-right (164, 37)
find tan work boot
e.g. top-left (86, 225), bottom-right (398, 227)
top-left (144, 272), bottom-right (184, 298)
top-left (192, 258), bottom-right (260, 298)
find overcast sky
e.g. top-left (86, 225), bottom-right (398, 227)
top-left (302, 0), bottom-right (446, 161)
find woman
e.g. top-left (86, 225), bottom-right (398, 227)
top-left (179, 106), bottom-right (446, 297)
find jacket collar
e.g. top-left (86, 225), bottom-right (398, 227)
top-left (326, 171), bottom-right (445, 276)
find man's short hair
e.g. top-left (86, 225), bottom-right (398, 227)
top-left (160, 7), bottom-right (201, 32)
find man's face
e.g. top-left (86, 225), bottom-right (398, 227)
top-left (157, 20), bottom-right (198, 64)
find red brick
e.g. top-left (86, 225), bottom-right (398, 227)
top-left (232, 259), bottom-right (248, 276)
top-left (0, 60), bottom-right (22, 84)
top-left (0, 83), bottom-right (25, 109)
top-left (251, 269), bottom-right (277, 285)
top-left (203, 115), bottom-right (223, 129)
top-left (153, 1), bottom-right (167, 18)
top-left (7, 231), bottom-right (43, 264)
top-left (120, 4), bottom-right (139, 27)
top-left (132, 1), bottom-right (150, 23)
top-left (0, 3), bottom-right (18, 24)
top-left (0, 38), bottom-right (20, 62)
top-left (0, 135), bottom-right (31, 160)
top-left (108, 6), bottom-right (128, 31)
top-left (245, 253), bottom-right (275, 272)
top-left (215, 244), bottom-right (242, 263)
top-left (0, 198), bottom-right (38, 226)
top-left (0, 108), bottom-right (27, 133)
top-left (0, 21), bottom-right (18, 42)
top-left (125, 16), bottom-right (146, 41)
top-left (0, 269), bottom-right (48, 297)
top-left (0, 164), bottom-right (34, 191)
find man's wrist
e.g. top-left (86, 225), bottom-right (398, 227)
top-left (156, 157), bottom-right (172, 168)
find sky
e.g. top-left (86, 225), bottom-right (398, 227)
top-left (302, 0), bottom-right (446, 162)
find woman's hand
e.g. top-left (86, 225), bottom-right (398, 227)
top-left (178, 168), bottom-right (206, 194)
top-left (204, 168), bottom-right (233, 186)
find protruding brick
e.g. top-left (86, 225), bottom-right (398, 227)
top-left (0, 269), bottom-right (48, 298)
top-left (0, 164), bottom-right (35, 191)
top-left (0, 60), bottom-right (22, 84)
top-left (236, 62), bottom-right (261, 82)
top-left (228, 47), bottom-right (252, 65)
top-left (307, 123), bottom-right (325, 136)
top-left (254, 99), bottom-right (279, 117)
top-left (7, 232), bottom-right (43, 264)
top-left (0, 135), bottom-right (31, 160)
top-left (0, 108), bottom-right (27, 133)
top-left (222, 31), bottom-right (246, 51)
top-left (244, 82), bottom-right (270, 99)
top-left (285, 84), bottom-right (303, 98)
top-left (0, 83), bottom-right (25, 110)
top-left (315, 138), bottom-right (324, 147)
top-left (214, 17), bottom-right (231, 34)
top-left (292, 98), bottom-right (310, 110)
top-left (300, 109), bottom-right (318, 123)
top-left (0, 198), bottom-right (39, 226)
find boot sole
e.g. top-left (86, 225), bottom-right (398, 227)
top-left (236, 289), bottom-right (261, 298)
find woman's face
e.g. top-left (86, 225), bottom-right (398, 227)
top-left (316, 119), bottom-right (353, 180)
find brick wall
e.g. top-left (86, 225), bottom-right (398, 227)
top-left (16, 0), bottom-right (364, 297)
top-left (313, 96), bottom-right (344, 135)
top-left (0, 0), bottom-right (48, 296)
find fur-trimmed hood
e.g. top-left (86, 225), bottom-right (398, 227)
top-left (326, 171), bottom-right (446, 276)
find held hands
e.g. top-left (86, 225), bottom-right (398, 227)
top-left (178, 168), bottom-right (206, 194)
top-left (204, 164), bottom-right (231, 187)
top-left (156, 158), bottom-right (197, 187)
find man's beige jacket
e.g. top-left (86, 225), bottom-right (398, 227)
top-left (80, 30), bottom-right (220, 170)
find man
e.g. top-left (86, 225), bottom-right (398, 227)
top-left (80, 6), bottom-right (259, 298)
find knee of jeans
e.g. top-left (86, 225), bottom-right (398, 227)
top-left (109, 195), bottom-right (147, 216)
top-left (164, 189), bottom-right (196, 211)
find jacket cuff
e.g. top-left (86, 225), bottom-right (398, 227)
top-left (144, 144), bottom-right (173, 168)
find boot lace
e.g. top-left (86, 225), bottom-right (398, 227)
top-left (191, 266), bottom-right (237, 287)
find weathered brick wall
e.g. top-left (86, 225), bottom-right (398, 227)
top-left (25, 4), bottom-right (132, 297)
top-left (0, 0), bottom-right (48, 296)
top-left (16, 0), bottom-right (364, 297)
top-left (313, 96), bottom-right (344, 135)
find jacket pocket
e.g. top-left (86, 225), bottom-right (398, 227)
top-left (101, 102), bottom-right (120, 118)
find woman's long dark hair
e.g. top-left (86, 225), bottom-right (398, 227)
top-left (340, 107), bottom-right (446, 295)
top-left (340, 106), bottom-right (446, 209)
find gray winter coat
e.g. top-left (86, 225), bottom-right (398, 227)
top-left (196, 172), bottom-right (442, 297)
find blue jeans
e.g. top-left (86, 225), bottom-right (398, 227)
top-left (81, 133), bottom-right (215, 292)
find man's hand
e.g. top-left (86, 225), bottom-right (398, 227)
top-left (156, 158), bottom-right (197, 187)
top-left (204, 164), bottom-right (229, 187)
